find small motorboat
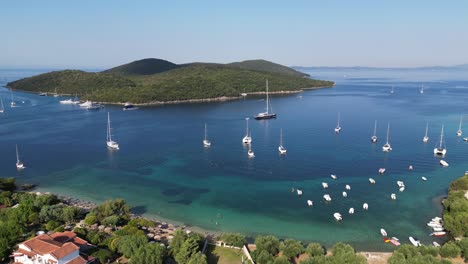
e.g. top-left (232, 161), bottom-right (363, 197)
top-left (422, 177), bottom-right (427, 181)
top-left (390, 239), bottom-right (401, 246)
top-left (409, 237), bottom-right (421, 247)
top-left (363, 203), bottom-right (369, 210)
top-left (342, 191), bottom-right (347, 197)
top-left (432, 217), bottom-right (442, 221)
top-left (333, 213), bottom-right (342, 221)
top-left (378, 168), bottom-right (386, 174)
top-left (431, 232), bottom-right (446, 237)
top-left (345, 184), bottom-right (351, 190)
top-left (369, 178), bottom-right (376, 184)
top-left (323, 194), bottom-right (332, 202)
top-left (380, 228), bottom-right (387, 236)
top-left (464, 137), bottom-right (468, 142)
top-left (39, 92), bottom-right (47, 96)
top-left (330, 174), bottom-right (337, 180)
top-left (433, 241), bottom-right (441, 247)
top-left (297, 189), bottom-right (303, 196)
top-left (123, 102), bottom-right (138, 111)
top-left (392, 237), bottom-right (399, 241)
top-left (391, 193), bottom-right (396, 200)
top-left (322, 182), bottom-right (328, 189)
top-left (79, 100), bottom-right (93, 107)
top-left (396, 181), bottom-right (405, 188)
top-left (427, 222), bottom-right (443, 228)
top-left (440, 160), bottom-right (449, 167)
top-left (307, 200), bottom-right (313, 207)
top-left (399, 187), bottom-right (405, 192)
top-left (60, 99), bottom-right (74, 104)
top-left (409, 165), bottom-right (414, 170)
top-left (241, 93), bottom-right (247, 97)
top-left (432, 227), bottom-right (444, 232)
top-left (348, 208), bottom-right (354, 214)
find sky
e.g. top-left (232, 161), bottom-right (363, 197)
top-left (1, 0), bottom-right (468, 68)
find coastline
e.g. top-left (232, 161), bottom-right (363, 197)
top-left (7, 84), bottom-right (334, 106)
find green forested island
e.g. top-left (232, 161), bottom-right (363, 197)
top-left (7, 59), bottom-right (334, 104)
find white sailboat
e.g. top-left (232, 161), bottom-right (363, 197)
top-left (390, 86), bottom-right (394, 94)
top-left (53, 87), bottom-right (59, 97)
top-left (10, 89), bottom-right (16, 107)
top-left (423, 122), bottom-right (429, 143)
top-left (382, 123), bottom-right (392, 152)
top-left (16, 144), bottom-right (25, 169)
top-left (106, 112), bottom-right (119, 150)
top-left (254, 80), bottom-right (276, 120)
top-left (278, 128), bottom-right (287, 154)
top-left (371, 120), bottom-right (378, 143)
top-left (242, 118), bottom-right (252, 144)
top-left (203, 123), bottom-right (211, 147)
top-left (334, 112), bottom-right (341, 133)
top-left (0, 97), bottom-right (4, 113)
top-left (433, 125), bottom-right (447, 155)
top-left (420, 84), bottom-right (424, 94)
top-left (456, 115), bottom-right (463, 136)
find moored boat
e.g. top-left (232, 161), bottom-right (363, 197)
top-left (333, 213), bottom-right (342, 221)
top-left (433, 242), bottom-right (441, 247)
top-left (348, 208), bottom-right (354, 214)
top-left (422, 177), bottom-right (427, 181)
top-left (254, 80), bottom-right (276, 120)
top-left (123, 102), bottom-right (138, 111)
top-left (322, 182), bottom-right (328, 189)
top-left (380, 228), bottom-right (387, 236)
top-left (440, 160), bottom-right (449, 167)
top-left (345, 184), bottom-right (351, 190)
top-left (330, 174), bottom-right (337, 180)
top-left (369, 178), bottom-right (376, 184)
top-left (307, 200), bottom-right (313, 207)
top-left (431, 232), bottom-right (446, 237)
top-left (323, 194), bottom-right (332, 202)
top-left (434, 125), bottom-right (447, 155)
top-left (409, 237), bottom-right (421, 247)
top-left (363, 203), bottom-right (369, 210)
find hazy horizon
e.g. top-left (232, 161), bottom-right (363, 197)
top-left (2, 1), bottom-right (468, 68)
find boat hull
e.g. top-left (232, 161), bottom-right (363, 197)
top-left (255, 113), bottom-right (277, 120)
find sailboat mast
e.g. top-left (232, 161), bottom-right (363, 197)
top-left (337, 112), bottom-right (340, 127)
top-left (245, 118), bottom-right (249, 136)
top-left (280, 128), bottom-right (283, 146)
top-left (204, 123), bottom-right (208, 140)
top-left (266, 79), bottom-right (269, 114)
top-left (373, 120), bottom-right (377, 136)
top-left (459, 115), bottom-right (463, 130)
top-left (16, 144), bottom-right (20, 163)
top-left (425, 122), bottom-right (429, 137)
top-left (107, 112), bottom-right (111, 142)
top-left (439, 125), bottom-right (444, 148)
top-left (386, 123), bottom-right (390, 144)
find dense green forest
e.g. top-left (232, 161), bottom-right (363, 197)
top-left (7, 58), bottom-right (334, 104)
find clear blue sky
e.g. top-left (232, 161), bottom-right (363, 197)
top-left (2, 0), bottom-right (468, 68)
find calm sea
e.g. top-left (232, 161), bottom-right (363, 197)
top-left (1, 67), bottom-right (467, 251)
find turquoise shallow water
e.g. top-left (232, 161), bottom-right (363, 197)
top-left (1, 67), bottom-right (468, 251)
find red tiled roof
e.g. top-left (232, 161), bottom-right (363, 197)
top-left (67, 255), bottom-right (88, 264)
top-left (23, 234), bottom-right (61, 255)
top-left (50, 242), bottom-right (79, 260)
top-left (12, 248), bottom-right (36, 257)
top-left (71, 236), bottom-right (88, 246)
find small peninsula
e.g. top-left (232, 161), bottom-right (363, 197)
top-left (6, 59), bottom-right (334, 104)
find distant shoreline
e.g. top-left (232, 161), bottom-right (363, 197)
top-left (9, 85), bottom-right (334, 106)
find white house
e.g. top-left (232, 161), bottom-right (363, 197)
top-left (11, 231), bottom-right (94, 264)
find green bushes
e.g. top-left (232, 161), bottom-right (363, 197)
top-left (443, 175), bottom-right (468, 237)
top-left (280, 239), bottom-right (304, 259)
top-left (440, 242), bottom-right (461, 258)
top-left (219, 233), bottom-right (246, 247)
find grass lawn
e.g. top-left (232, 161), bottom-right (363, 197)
top-left (206, 245), bottom-right (244, 264)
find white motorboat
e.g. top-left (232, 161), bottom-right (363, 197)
top-left (345, 185), bottom-right (351, 190)
top-left (409, 237), bottom-right (421, 247)
top-left (440, 160), bottom-right (449, 167)
top-left (106, 112), bottom-right (119, 150)
top-left (59, 99), bottom-right (74, 104)
top-left (371, 120), bottom-right (378, 143)
top-left (378, 168), bottom-right (386, 174)
top-left (396, 181), bottom-right (405, 188)
top-left (422, 177), bottom-right (427, 181)
top-left (391, 193), bottom-right (396, 200)
top-left (348, 208), bottom-right (354, 214)
top-left (297, 189), bottom-right (303, 196)
top-left (307, 200), bottom-right (313, 207)
top-left (241, 93), bottom-right (247, 97)
top-left (323, 194), bottom-right (332, 202)
top-left (433, 242), bottom-right (441, 247)
top-left (123, 102), bottom-right (138, 110)
top-left (382, 123), bottom-right (392, 152)
top-left (254, 80), bottom-right (276, 120)
top-left (399, 187), bottom-right (405, 192)
top-left (203, 123), bottom-right (211, 147)
top-left (278, 128), bottom-right (287, 154)
top-left (409, 165), bottom-right (414, 170)
top-left (369, 178), bottom-right (376, 184)
top-left (363, 203), bottom-right (369, 210)
top-left (79, 100), bottom-right (93, 107)
top-left (423, 122), bottom-right (429, 143)
top-left (330, 174), bottom-right (337, 180)
top-left (427, 222), bottom-right (443, 228)
top-left (242, 118), bottom-right (252, 144)
top-left (333, 213), bottom-right (342, 221)
top-left (322, 182), bottom-right (328, 189)
top-left (342, 191), bottom-right (347, 197)
top-left (434, 125), bottom-right (447, 155)
top-left (431, 232), bottom-right (446, 237)
top-left (432, 227), bottom-right (444, 232)
top-left (432, 217), bottom-right (442, 221)
top-left (456, 115), bottom-right (463, 136)
top-left (16, 144), bottom-right (25, 170)
top-left (334, 112), bottom-right (341, 133)
top-left (380, 229), bottom-right (387, 236)
top-left (464, 137), bottom-right (468, 142)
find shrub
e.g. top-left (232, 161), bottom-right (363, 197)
top-left (45, 220), bottom-right (60, 231)
top-left (440, 242), bottom-right (461, 258)
top-left (219, 233), bottom-right (246, 247)
top-left (305, 242), bottom-right (325, 257)
top-left (281, 239), bottom-right (304, 259)
top-left (84, 214), bottom-right (97, 225)
top-left (255, 235), bottom-right (280, 256)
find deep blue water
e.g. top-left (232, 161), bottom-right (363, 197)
top-left (1, 67), bottom-right (467, 251)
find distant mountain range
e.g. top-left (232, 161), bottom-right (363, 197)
top-left (294, 64), bottom-right (468, 71)
top-left (7, 59), bottom-right (333, 104)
